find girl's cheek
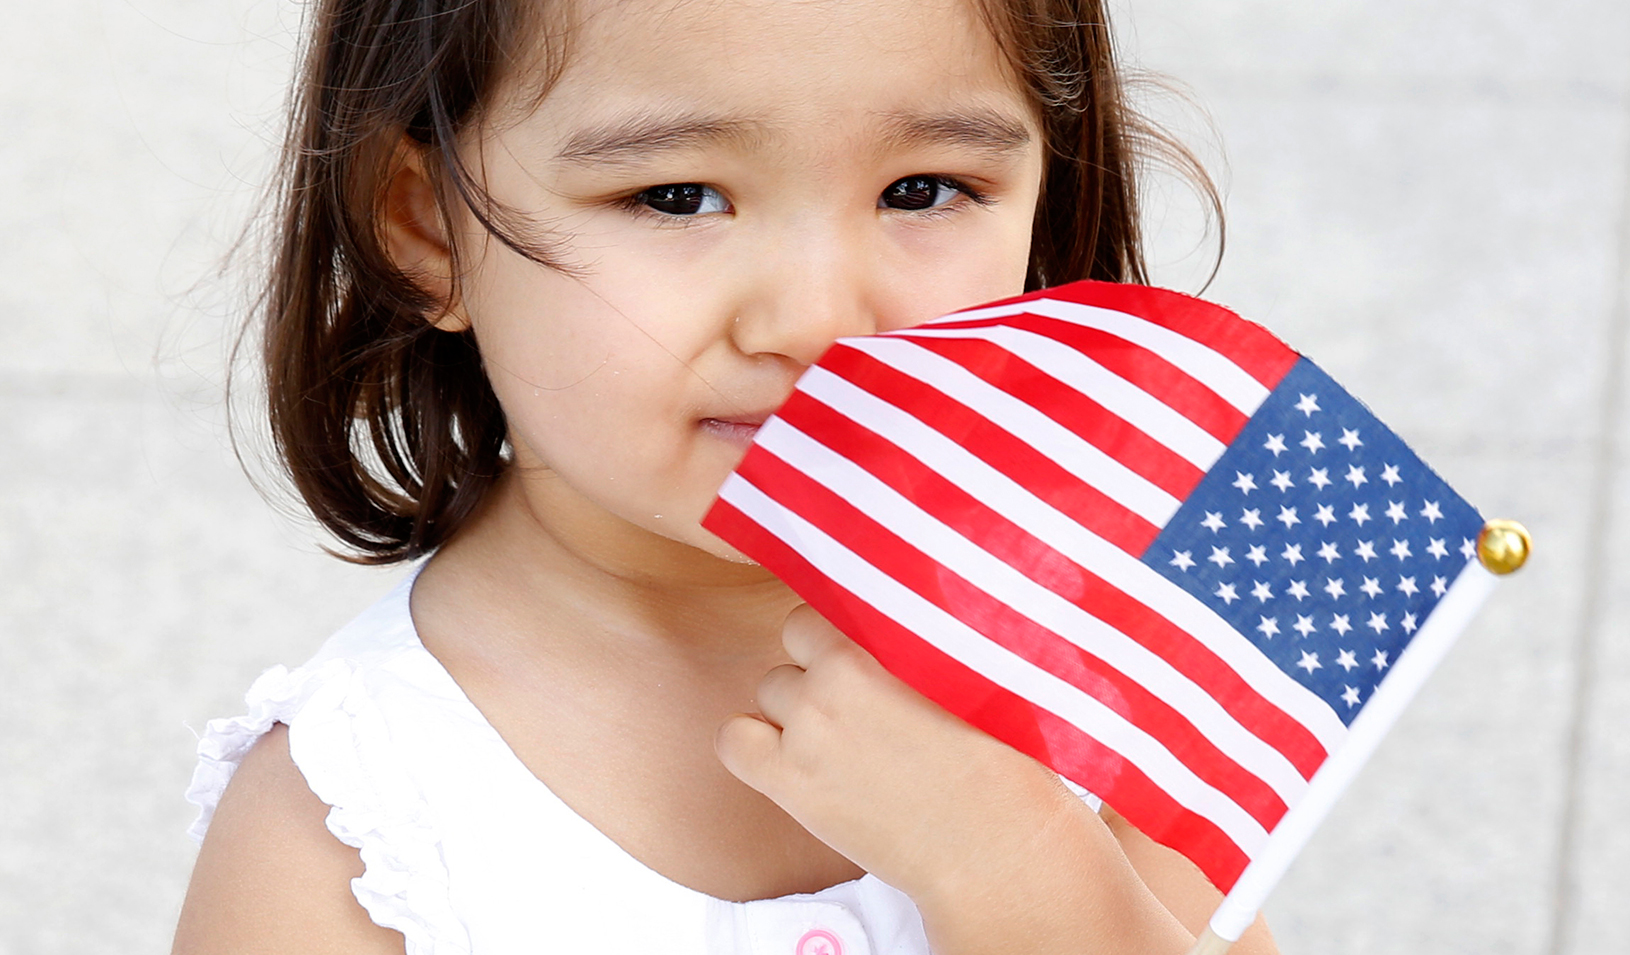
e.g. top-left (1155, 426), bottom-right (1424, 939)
top-left (466, 249), bottom-right (691, 392)
top-left (876, 222), bottom-right (1035, 329)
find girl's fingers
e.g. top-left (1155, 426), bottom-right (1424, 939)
top-left (713, 712), bottom-right (782, 794)
top-left (753, 662), bottom-right (806, 729)
top-left (781, 603), bottom-right (850, 668)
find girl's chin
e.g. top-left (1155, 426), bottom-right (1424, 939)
top-left (705, 536), bottom-right (761, 565)
top-left (659, 516), bottom-right (761, 566)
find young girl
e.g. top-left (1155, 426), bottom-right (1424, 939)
top-left (175, 0), bottom-right (1278, 951)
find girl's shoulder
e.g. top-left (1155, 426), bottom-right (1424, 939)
top-left (184, 564), bottom-right (424, 831)
top-left (184, 563), bottom-right (472, 951)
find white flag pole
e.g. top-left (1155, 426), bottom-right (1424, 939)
top-left (1184, 560), bottom-right (1500, 954)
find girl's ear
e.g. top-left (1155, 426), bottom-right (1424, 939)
top-left (382, 138), bottom-right (470, 333)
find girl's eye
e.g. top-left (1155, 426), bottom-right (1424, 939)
top-left (879, 176), bottom-right (966, 211)
top-left (634, 183), bottom-right (729, 216)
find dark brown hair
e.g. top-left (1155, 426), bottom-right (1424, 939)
top-left (251, 0), bottom-right (1218, 564)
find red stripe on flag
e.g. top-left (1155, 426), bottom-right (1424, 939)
top-left (774, 395), bottom-right (1328, 779)
top-left (902, 314), bottom-right (1250, 443)
top-left (946, 281), bottom-right (1299, 390)
top-left (813, 348), bottom-right (1165, 552)
top-left (737, 445), bottom-right (1292, 829)
top-left (702, 496), bottom-right (1254, 891)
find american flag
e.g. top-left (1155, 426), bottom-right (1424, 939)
top-left (702, 281), bottom-right (1487, 895)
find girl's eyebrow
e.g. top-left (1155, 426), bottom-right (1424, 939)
top-left (873, 108), bottom-right (1033, 158)
top-left (555, 113), bottom-right (768, 167)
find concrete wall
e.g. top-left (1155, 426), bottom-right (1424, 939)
top-left (2, 1), bottom-right (1624, 951)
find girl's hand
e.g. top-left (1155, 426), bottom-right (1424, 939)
top-left (715, 604), bottom-right (1065, 897)
top-left (713, 605), bottom-right (1211, 955)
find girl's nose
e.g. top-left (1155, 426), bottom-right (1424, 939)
top-left (729, 221), bottom-right (881, 368)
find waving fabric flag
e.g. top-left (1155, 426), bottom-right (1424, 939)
top-left (702, 281), bottom-right (1500, 942)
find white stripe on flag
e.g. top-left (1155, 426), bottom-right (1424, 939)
top-left (797, 366), bottom-right (1349, 753)
top-left (757, 417), bottom-right (1312, 809)
top-left (838, 336), bottom-right (1203, 513)
top-left (928, 297), bottom-right (1271, 414)
top-left (719, 473), bottom-right (1273, 857)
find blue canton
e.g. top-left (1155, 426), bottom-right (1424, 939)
top-left (1141, 359), bottom-right (1483, 724)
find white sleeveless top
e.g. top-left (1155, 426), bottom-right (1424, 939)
top-left (187, 566), bottom-right (1099, 955)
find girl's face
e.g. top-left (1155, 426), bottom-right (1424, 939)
top-left (442, 0), bottom-right (1044, 563)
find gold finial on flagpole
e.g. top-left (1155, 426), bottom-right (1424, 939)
top-left (1476, 519), bottom-right (1531, 575)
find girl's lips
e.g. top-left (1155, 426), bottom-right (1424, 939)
top-left (699, 416), bottom-right (767, 447)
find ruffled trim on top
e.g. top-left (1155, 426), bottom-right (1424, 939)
top-left (185, 647), bottom-right (469, 954)
top-left (185, 662), bottom-right (324, 842)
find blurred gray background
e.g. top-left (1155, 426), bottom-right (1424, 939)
top-left (2, 0), bottom-right (1625, 952)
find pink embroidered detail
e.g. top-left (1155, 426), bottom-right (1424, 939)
top-left (795, 928), bottom-right (843, 955)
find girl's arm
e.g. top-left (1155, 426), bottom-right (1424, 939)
top-left (716, 607), bottom-right (1279, 955)
top-left (172, 724), bottom-right (405, 955)
top-left (915, 794), bottom-right (1277, 955)
top-left (1099, 805), bottom-right (1277, 953)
